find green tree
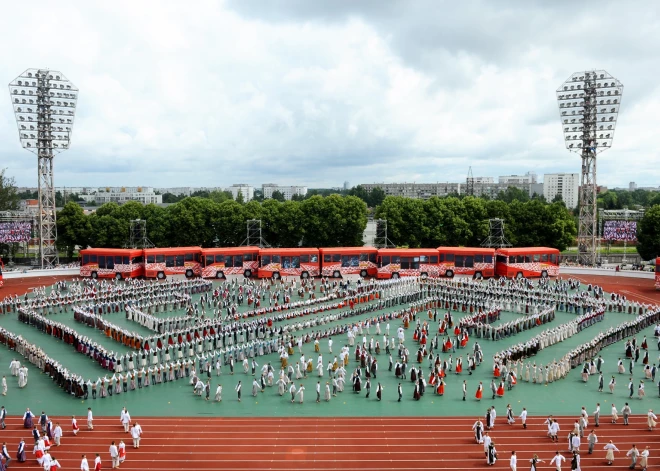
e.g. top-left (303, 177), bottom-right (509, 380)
top-left (235, 191), bottom-right (245, 204)
top-left (0, 169), bottom-right (19, 211)
top-left (552, 193), bottom-right (564, 203)
top-left (369, 187), bottom-right (386, 207)
top-left (271, 190), bottom-right (286, 202)
top-left (375, 196), bottom-right (428, 247)
top-left (56, 202), bottom-right (91, 256)
top-left (209, 190), bottom-right (233, 203)
top-left (637, 205), bottom-right (660, 260)
top-left (497, 186), bottom-right (530, 204)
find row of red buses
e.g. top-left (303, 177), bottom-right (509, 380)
top-left (78, 246), bottom-right (560, 280)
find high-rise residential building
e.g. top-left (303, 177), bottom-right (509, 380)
top-left (629, 182), bottom-right (637, 191)
top-left (227, 184), bottom-right (254, 202)
top-left (343, 181), bottom-right (350, 191)
top-left (543, 173), bottom-right (579, 208)
top-left (95, 187), bottom-right (162, 205)
top-left (473, 177), bottom-right (495, 184)
top-left (498, 172), bottom-right (537, 185)
top-left (361, 182), bottom-right (461, 199)
top-left (262, 184), bottom-right (308, 200)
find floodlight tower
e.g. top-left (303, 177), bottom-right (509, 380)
top-left (8, 69), bottom-right (79, 268)
top-left (556, 71), bottom-right (623, 266)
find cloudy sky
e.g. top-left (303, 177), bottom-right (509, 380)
top-left (1, 1), bottom-right (658, 189)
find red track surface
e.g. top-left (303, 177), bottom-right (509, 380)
top-left (1, 275), bottom-right (74, 297)
top-left (565, 274), bottom-right (660, 304)
top-left (2, 415), bottom-right (658, 470)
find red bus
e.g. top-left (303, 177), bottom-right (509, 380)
top-left (437, 247), bottom-right (496, 279)
top-left (376, 248), bottom-right (440, 279)
top-left (258, 248), bottom-right (320, 279)
top-left (655, 257), bottom-right (660, 290)
top-left (79, 248), bottom-right (144, 280)
top-left (201, 246), bottom-right (260, 279)
top-left (319, 247), bottom-right (378, 278)
top-left (144, 247), bottom-right (202, 279)
top-left (495, 247), bottom-right (560, 279)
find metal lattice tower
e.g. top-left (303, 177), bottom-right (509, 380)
top-left (373, 219), bottom-right (395, 248)
top-left (242, 219), bottom-right (270, 248)
top-left (466, 166), bottom-right (475, 197)
top-left (127, 219), bottom-right (154, 249)
top-left (8, 69), bottom-right (79, 268)
top-left (481, 218), bottom-right (512, 248)
top-left (556, 70), bottom-right (623, 266)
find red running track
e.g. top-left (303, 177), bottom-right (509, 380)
top-left (2, 415), bottom-right (658, 470)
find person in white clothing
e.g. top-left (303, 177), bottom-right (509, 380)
top-left (80, 454), bottom-right (90, 471)
top-left (87, 408), bottom-right (94, 430)
top-left (509, 450), bottom-right (517, 471)
top-left (549, 451), bottom-right (566, 471)
top-left (120, 408), bottom-right (131, 433)
top-left (53, 422), bottom-right (63, 446)
top-left (130, 422), bottom-right (143, 448)
top-left (109, 441), bottom-right (119, 469)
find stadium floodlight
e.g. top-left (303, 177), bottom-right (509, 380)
top-left (556, 70), bottom-right (623, 267)
top-left (8, 69), bottom-right (79, 269)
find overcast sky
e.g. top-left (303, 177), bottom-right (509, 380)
top-left (1, 1), bottom-right (658, 189)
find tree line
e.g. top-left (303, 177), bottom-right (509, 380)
top-left (51, 194), bottom-right (581, 257)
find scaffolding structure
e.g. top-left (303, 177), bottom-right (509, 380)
top-left (242, 219), bottom-right (270, 248)
top-left (466, 166), bottom-right (475, 197)
top-left (126, 219), bottom-right (154, 249)
top-left (373, 219), bottom-right (395, 248)
top-left (480, 218), bottom-right (512, 248)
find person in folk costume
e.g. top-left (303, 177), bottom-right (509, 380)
top-left (413, 381), bottom-right (421, 401)
top-left (647, 409), bottom-right (657, 431)
top-left (472, 418), bottom-right (484, 444)
top-left (16, 439), bottom-right (26, 463)
top-left (496, 380), bottom-right (505, 398)
top-left (475, 382), bottom-right (483, 401)
top-left (376, 383), bottom-right (383, 401)
top-left (506, 404), bottom-right (515, 425)
top-left (94, 453), bottom-right (102, 471)
top-left (23, 408), bottom-right (34, 429)
top-left (436, 378), bottom-right (445, 396)
top-left (639, 446), bottom-right (650, 471)
top-left (486, 442), bottom-right (497, 466)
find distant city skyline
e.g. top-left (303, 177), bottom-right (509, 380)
top-left (2, 2), bottom-right (659, 188)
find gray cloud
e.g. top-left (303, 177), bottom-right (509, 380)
top-left (0, 0), bottom-right (658, 190)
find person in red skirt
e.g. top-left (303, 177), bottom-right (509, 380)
top-left (94, 453), bottom-right (102, 471)
top-left (456, 357), bottom-right (463, 374)
top-left (72, 416), bottom-right (79, 436)
top-left (476, 382), bottom-right (483, 401)
top-left (436, 378), bottom-right (445, 396)
top-left (496, 381), bottom-right (505, 398)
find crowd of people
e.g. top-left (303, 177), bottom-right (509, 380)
top-left (0, 221), bottom-right (32, 244)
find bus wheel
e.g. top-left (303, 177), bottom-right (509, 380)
top-left (301, 271), bottom-right (309, 279)
top-left (516, 272), bottom-right (524, 279)
top-left (157, 272), bottom-right (166, 280)
top-left (91, 272), bottom-right (98, 279)
top-left (115, 273), bottom-right (122, 280)
top-left (185, 269), bottom-right (193, 279)
top-left (445, 270), bottom-right (454, 278)
top-left (216, 271), bottom-right (225, 279)
top-left (273, 272), bottom-right (281, 280)
top-left (420, 272), bottom-right (428, 279)
top-left (474, 272), bottom-right (483, 280)
top-left (244, 269), bottom-right (252, 278)
top-left (392, 273), bottom-right (400, 279)
top-left (541, 270), bottom-right (548, 278)
top-left (333, 271), bottom-right (341, 279)
top-left (360, 270), bottom-right (368, 278)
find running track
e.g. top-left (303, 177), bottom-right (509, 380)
top-left (3, 415), bottom-right (658, 470)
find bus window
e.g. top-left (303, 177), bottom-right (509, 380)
top-left (261, 255), bottom-right (271, 266)
top-left (359, 253), bottom-right (368, 262)
top-left (282, 256), bottom-right (291, 269)
top-left (90, 254), bottom-right (97, 263)
top-left (206, 255), bottom-right (214, 266)
top-left (122, 256), bottom-right (129, 264)
top-left (455, 255), bottom-right (464, 267)
top-left (165, 256), bottom-right (175, 267)
top-left (392, 256), bottom-right (401, 264)
top-left (550, 254), bottom-right (557, 264)
top-left (430, 255), bottom-right (438, 264)
top-left (533, 254), bottom-right (540, 262)
top-left (419, 255), bottom-right (428, 263)
top-left (98, 256), bottom-right (106, 269)
top-left (291, 256), bottom-right (300, 269)
top-left (272, 255), bottom-right (281, 264)
top-left (185, 253), bottom-right (194, 262)
top-left (369, 253), bottom-right (377, 263)
top-left (411, 257), bottom-right (420, 269)
top-left (475, 254), bottom-right (483, 263)
top-left (324, 254), bottom-right (332, 263)
top-left (380, 256), bottom-right (390, 266)
top-left (351, 255), bottom-right (359, 267)
top-left (400, 257), bottom-right (410, 269)
top-left (525, 255), bottom-right (532, 263)
top-left (508, 256), bottom-right (515, 263)
top-left (175, 255), bottom-right (184, 267)
top-left (115, 256), bottom-right (122, 264)
top-left (147, 255), bottom-right (155, 263)
top-left (83, 254), bottom-right (89, 264)
top-left (439, 253), bottom-right (444, 262)
top-left (484, 255), bottom-right (493, 264)
top-left (516, 255), bottom-right (525, 263)
top-left (465, 255), bottom-right (474, 268)
top-left (235, 254), bottom-right (243, 266)
top-left (332, 254), bottom-right (341, 263)
top-left (224, 256), bottom-right (233, 267)
top-left (300, 255), bottom-right (309, 263)
top-left (541, 254), bottom-right (548, 262)
top-left (156, 254), bottom-right (165, 264)
top-left (341, 255), bottom-right (350, 268)
top-left (445, 254), bottom-right (454, 262)
top-left (106, 257), bottom-right (114, 269)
